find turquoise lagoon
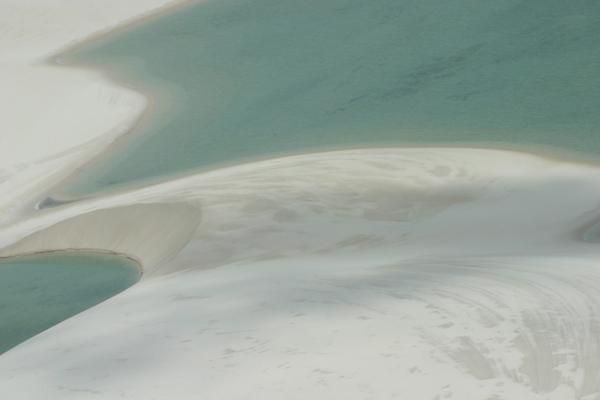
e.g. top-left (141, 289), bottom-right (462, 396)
top-left (63, 0), bottom-right (600, 195)
top-left (0, 253), bottom-right (139, 353)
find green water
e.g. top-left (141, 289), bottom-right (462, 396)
top-left (0, 253), bottom-right (139, 353)
top-left (64, 0), bottom-right (600, 195)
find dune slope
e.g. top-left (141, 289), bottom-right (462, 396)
top-left (2, 149), bottom-right (600, 399)
top-left (2, 1), bottom-right (600, 400)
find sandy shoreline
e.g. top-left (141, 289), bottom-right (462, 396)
top-left (30, 0), bottom-right (600, 202)
top-left (3, 1), bottom-right (600, 399)
top-left (3, 147), bottom-right (600, 398)
top-left (0, 248), bottom-right (144, 278)
top-left (0, 0), bottom-right (191, 226)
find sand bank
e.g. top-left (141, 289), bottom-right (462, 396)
top-left (0, 0), bottom-right (187, 224)
top-left (2, 148), bottom-right (600, 398)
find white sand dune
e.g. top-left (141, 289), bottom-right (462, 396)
top-left (2, 148), bottom-right (600, 399)
top-left (2, 1), bottom-right (600, 400)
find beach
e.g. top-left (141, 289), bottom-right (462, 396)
top-left (2, 1), bottom-right (600, 399)
top-left (0, 0), bottom-right (188, 224)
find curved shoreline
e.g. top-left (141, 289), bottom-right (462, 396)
top-left (0, 248), bottom-right (144, 278)
top-left (47, 0), bottom-right (196, 62)
top-left (4, 146), bottom-right (600, 276)
top-left (3, 146), bottom-right (600, 398)
top-left (0, 0), bottom-right (188, 228)
top-left (4, 2), bottom-right (600, 399)
top-left (0, 201), bottom-right (201, 276)
top-left (40, 0), bottom-right (600, 200)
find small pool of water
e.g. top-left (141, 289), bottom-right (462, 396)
top-left (0, 252), bottom-right (139, 354)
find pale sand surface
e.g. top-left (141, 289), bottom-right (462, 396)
top-left (0, 202), bottom-right (201, 271)
top-left (3, 148), bottom-right (600, 399)
top-left (0, 0), bottom-right (186, 223)
top-left (3, 1), bottom-right (600, 400)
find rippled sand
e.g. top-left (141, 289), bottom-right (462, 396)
top-left (2, 1), bottom-right (600, 399)
top-left (3, 148), bottom-right (600, 399)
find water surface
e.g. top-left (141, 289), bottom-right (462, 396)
top-left (64, 0), bottom-right (600, 195)
top-left (0, 252), bottom-right (139, 353)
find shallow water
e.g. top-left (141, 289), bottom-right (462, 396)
top-left (64, 0), bottom-right (600, 195)
top-left (0, 253), bottom-right (139, 353)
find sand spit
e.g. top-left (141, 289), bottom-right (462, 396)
top-left (2, 148), bottom-right (600, 398)
top-left (0, 202), bottom-right (201, 273)
top-left (0, 0), bottom-right (185, 224)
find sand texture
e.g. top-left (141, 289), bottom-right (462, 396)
top-left (2, 1), bottom-right (600, 399)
